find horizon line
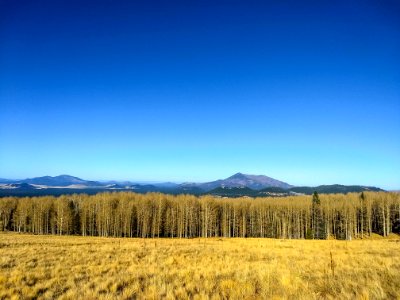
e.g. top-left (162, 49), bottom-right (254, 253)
top-left (1, 173), bottom-right (396, 190)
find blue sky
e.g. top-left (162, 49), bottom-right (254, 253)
top-left (0, 0), bottom-right (399, 188)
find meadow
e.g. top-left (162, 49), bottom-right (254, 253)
top-left (0, 232), bottom-right (399, 299)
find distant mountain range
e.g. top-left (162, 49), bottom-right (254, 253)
top-left (0, 173), bottom-right (384, 197)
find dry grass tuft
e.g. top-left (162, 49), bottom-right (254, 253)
top-left (0, 233), bottom-right (399, 299)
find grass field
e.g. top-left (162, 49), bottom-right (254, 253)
top-left (0, 233), bottom-right (399, 299)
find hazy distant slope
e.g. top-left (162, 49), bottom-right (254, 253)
top-left (20, 175), bottom-right (101, 187)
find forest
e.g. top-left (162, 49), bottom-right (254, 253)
top-left (0, 191), bottom-right (399, 240)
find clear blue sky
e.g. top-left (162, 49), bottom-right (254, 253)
top-left (0, 0), bottom-right (399, 188)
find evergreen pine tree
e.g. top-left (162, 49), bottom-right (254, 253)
top-left (311, 192), bottom-right (325, 239)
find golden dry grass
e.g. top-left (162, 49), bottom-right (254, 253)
top-left (0, 233), bottom-right (399, 299)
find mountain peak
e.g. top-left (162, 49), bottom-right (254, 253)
top-left (228, 172), bottom-right (247, 179)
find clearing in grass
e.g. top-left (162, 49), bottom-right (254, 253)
top-left (0, 233), bottom-right (399, 299)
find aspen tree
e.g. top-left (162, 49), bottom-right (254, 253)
top-left (1, 191), bottom-right (399, 239)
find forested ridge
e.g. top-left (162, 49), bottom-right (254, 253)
top-left (0, 192), bottom-right (399, 239)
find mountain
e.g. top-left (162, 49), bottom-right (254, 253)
top-left (198, 172), bottom-right (293, 191)
top-left (20, 175), bottom-right (102, 187)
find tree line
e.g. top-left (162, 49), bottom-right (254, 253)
top-left (0, 192), bottom-right (399, 239)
